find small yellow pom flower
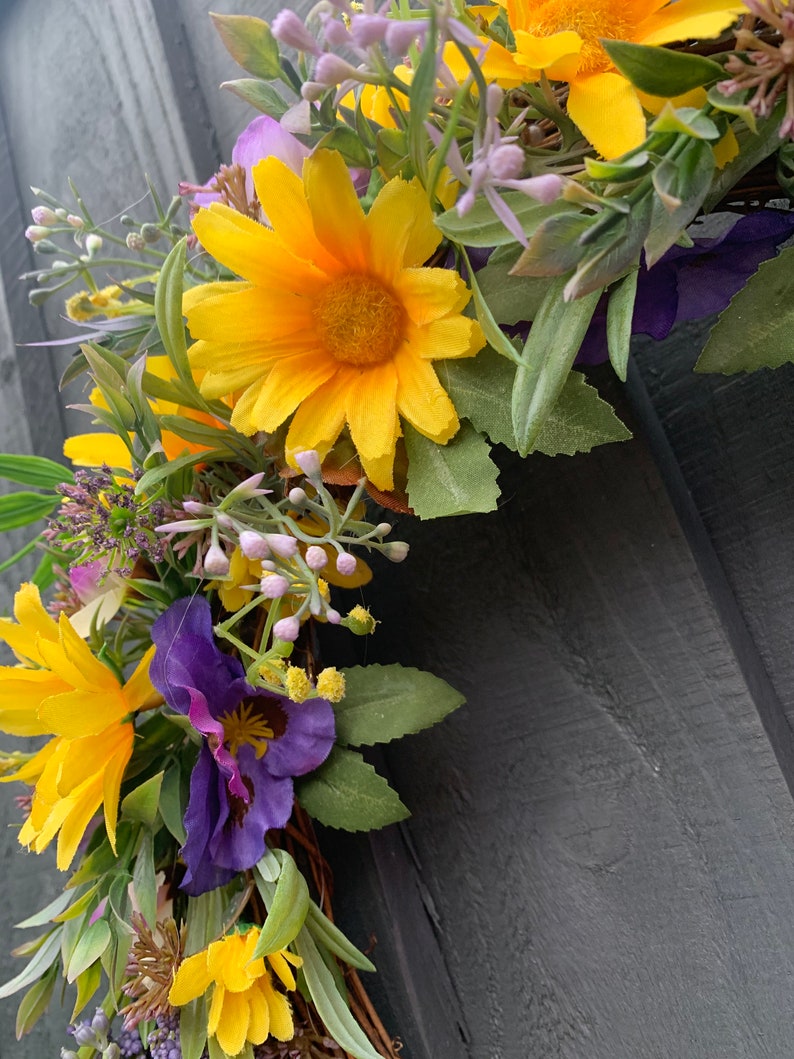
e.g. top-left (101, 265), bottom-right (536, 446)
top-left (65, 284), bottom-right (127, 322)
top-left (168, 928), bottom-right (302, 1056)
top-left (342, 605), bottom-right (378, 636)
top-left (284, 666), bottom-right (313, 704)
top-left (316, 667), bottom-right (346, 703)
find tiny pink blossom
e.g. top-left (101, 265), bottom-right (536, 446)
top-left (273, 615), bottom-right (301, 642)
top-left (305, 545), bottom-right (328, 571)
top-left (265, 533), bottom-right (299, 558)
top-left (260, 574), bottom-right (290, 599)
top-left (203, 543), bottom-right (230, 577)
top-left (272, 9), bottom-right (322, 56)
top-left (336, 552), bottom-right (358, 576)
top-left (239, 531), bottom-right (270, 560)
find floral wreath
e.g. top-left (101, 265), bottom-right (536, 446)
top-left (1, 1), bottom-right (793, 1056)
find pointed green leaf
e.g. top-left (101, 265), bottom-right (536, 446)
top-left (645, 139), bottom-right (714, 265)
top-left (251, 850), bottom-right (310, 959)
top-left (335, 664), bottom-right (464, 747)
top-left (532, 371), bottom-right (631, 454)
top-left (650, 104), bottom-right (720, 139)
top-left (179, 993), bottom-right (209, 1059)
top-left (435, 196), bottom-right (569, 247)
top-left (512, 211), bottom-right (597, 276)
top-left (65, 919), bottom-right (111, 983)
top-left (155, 238), bottom-right (194, 389)
top-left (512, 278), bottom-right (602, 455)
top-left (601, 40), bottom-right (723, 97)
top-left (0, 454), bottom-right (71, 490)
top-left (404, 421), bottom-right (499, 518)
top-left (14, 963), bottom-right (58, 1039)
top-left (70, 959), bottom-right (102, 1020)
top-left (304, 901), bottom-right (375, 973)
top-left (221, 79), bottom-right (288, 119)
top-left (131, 832), bottom-right (157, 930)
top-left (316, 126), bottom-right (374, 169)
top-left (121, 772), bottom-right (163, 827)
top-left (210, 14), bottom-right (282, 80)
top-left (294, 928), bottom-right (383, 1059)
top-left (475, 248), bottom-right (553, 325)
top-left (134, 448), bottom-right (229, 496)
top-left (707, 84), bottom-right (757, 133)
top-left (606, 268), bottom-right (639, 381)
top-left (159, 763), bottom-right (187, 844)
top-left (696, 244), bottom-right (794, 373)
top-left (296, 747), bottom-right (409, 831)
top-left (0, 492), bottom-right (58, 531)
top-left (15, 891), bottom-right (73, 930)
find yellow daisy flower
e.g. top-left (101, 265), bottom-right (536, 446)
top-left (184, 149), bottom-right (485, 491)
top-left (0, 583), bottom-right (160, 870)
top-left (502, 0), bottom-right (747, 158)
top-left (168, 928), bottom-right (302, 1056)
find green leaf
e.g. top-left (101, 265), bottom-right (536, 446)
top-left (134, 448), bottom-right (229, 496)
top-left (703, 99), bottom-right (785, 211)
top-left (15, 891), bottom-right (73, 930)
top-left (155, 238), bottom-right (195, 390)
top-left (645, 139), bottom-right (714, 265)
top-left (304, 901), bottom-right (375, 973)
top-left (505, 210), bottom-right (595, 275)
top-left (532, 371), bottom-right (631, 455)
top-left (131, 831), bottom-right (157, 930)
top-left (335, 664), bottom-right (464, 747)
top-left (439, 349), bottom-right (516, 448)
top-left (606, 268), bottom-right (639, 381)
top-left (71, 959), bottom-right (102, 1020)
top-left (0, 492), bottom-right (58, 531)
top-left (159, 763), bottom-right (187, 844)
top-left (435, 196), bottom-right (570, 247)
top-left (406, 14), bottom-right (438, 183)
top-left (584, 152), bottom-right (650, 181)
top-left (601, 40), bottom-right (723, 97)
top-left (696, 244), bottom-right (794, 373)
top-left (404, 421), bottom-right (500, 518)
top-left (512, 277), bottom-right (602, 455)
top-left (296, 747), bottom-right (409, 831)
top-left (221, 79), bottom-right (288, 120)
top-left (294, 928), bottom-right (383, 1059)
top-left (210, 14), bottom-right (282, 80)
top-left (180, 993), bottom-right (209, 1059)
top-left (0, 454), bottom-right (71, 490)
top-left (65, 919), bottom-right (111, 983)
top-left (316, 125), bottom-right (373, 169)
top-left (649, 104), bottom-right (720, 140)
top-left (251, 850), bottom-right (310, 958)
top-left (475, 248), bottom-right (553, 324)
top-left (14, 962), bottom-right (58, 1039)
top-left (461, 248), bottom-right (522, 364)
top-left (564, 196), bottom-right (650, 299)
top-left (706, 84), bottom-right (757, 134)
top-left (375, 128), bottom-right (409, 179)
top-left (121, 772), bottom-right (163, 827)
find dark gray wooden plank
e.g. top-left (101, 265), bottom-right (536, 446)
top-left (357, 379), bottom-right (794, 1058)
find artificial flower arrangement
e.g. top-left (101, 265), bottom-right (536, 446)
top-left (1, 0), bottom-right (793, 1056)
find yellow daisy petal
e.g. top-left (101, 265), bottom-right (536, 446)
top-left (64, 432), bottom-right (133, 470)
top-left (214, 987), bottom-right (250, 1057)
top-left (638, 0), bottom-right (745, 46)
top-left (304, 150), bottom-right (369, 272)
top-left (395, 351), bottom-right (460, 444)
top-left (232, 351), bottom-right (337, 436)
top-left (169, 952), bottom-right (213, 1006)
top-left (513, 29), bottom-right (582, 80)
top-left (567, 72), bottom-right (647, 159)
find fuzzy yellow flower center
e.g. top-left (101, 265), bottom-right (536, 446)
top-left (314, 274), bottom-right (405, 366)
top-left (523, 0), bottom-right (634, 73)
top-left (220, 701), bottom-right (275, 758)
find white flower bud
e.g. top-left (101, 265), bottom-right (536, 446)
top-left (305, 545), bottom-right (328, 570)
top-left (336, 552), bottom-right (357, 576)
top-left (265, 533), bottom-right (299, 558)
top-left (239, 530), bottom-right (270, 560)
top-left (203, 543), bottom-right (230, 576)
top-left (273, 615), bottom-right (301, 642)
top-left (260, 574), bottom-right (290, 599)
top-left (31, 205), bottom-right (57, 225)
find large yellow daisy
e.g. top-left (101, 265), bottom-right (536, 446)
top-left (184, 150), bottom-right (485, 491)
top-left (503, 0), bottom-right (746, 158)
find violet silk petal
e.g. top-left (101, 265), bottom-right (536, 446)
top-left (151, 596), bottom-right (336, 895)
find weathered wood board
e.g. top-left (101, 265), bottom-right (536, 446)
top-left (0, 3), bottom-right (793, 1058)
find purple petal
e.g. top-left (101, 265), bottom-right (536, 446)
top-left (186, 689), bottom-right (248, 800)
top-left (232, 115), bottom-right (310, 203)
top-left (180, 746), bottom-right (236, 895)
top-left (265, 697), bottom-right (336, 778)
top-left (208, 755), bottom-right (295, 871)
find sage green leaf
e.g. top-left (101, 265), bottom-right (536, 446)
top-left (601, 40), bottom-right (723, 97)
top-left (294, 928), bottom-right (383, 1059)
top-left (564, 197), bottom-right (649, 298)
top-left (159, 762), bottom-right (187, 844)
top-left (475, 248), bottom-right (553, 325)
top-left (0, 492), bottom-right (58, 531)
top-left (121, 772), bottom-right (163, 827)
top-left (512, 211), bottom-right (597, 276)
top-left (251, 850), bottom-right (310, 958)
top-left (435, 196), bottom-right (569, 247)
top-left (696, 244), bottom-right (794, 373)
top-left (438, 349), bottom-right (516, 448)
top-left (645, 139), bottom-right (714, 266)
top-left (65, 919), bottom-right (111, 983)
top-left (0, 454), bottom-right (71, 489)
top-left (584, 152), bottom-right (649, 181)
top-left (532, 371), bottom-right (631, 454)
top-left (180, 994), bottom-right (209, 1059)
top-left (296, 747), bottom-right (409, 831)
top-left (706, 85), bottom-right (756, 133)
top-left (185, 888), bottom-right (226, 955)
top-left (375, 128), bottom-right (409, 178)
top-left (407, 16), bottom-right (437, 182)
top-left (316, 126), bottom-right (373, 170)
top-left (221, 78), bottom-right (288, 119)
top-left (134, 448), bottom-right (229, 496)
top-left (71, 960), bottom-right (102, 1021)
top-left (210, 14), bottom-right (281, 80)
top-left (649, 104), bottom-right (719, 140)
top-left (606, 268), bottom-right (639, 381)
top-left (704, 99), bottom-right (785, 211)
top-left (335, 664), bottom-right (464, 747)
top-left (155, 238), bottom-right (194, 389)
top-left (15, 891), bottom-right (72, 930)
top-left (304, 901), bottom-right (375, 973)
top-left (512, 277), bottom-right (602, 456)
top-left (14, 962), bottom-right (58, 1039)
top-left (404, 421), bottom-right (500, 519)
top-left (131, 832), bottom-right (158, 931)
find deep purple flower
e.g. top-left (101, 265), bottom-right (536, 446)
top-left (150, 596), bottom-right (335, 895)
top-left (576, 209), bottom-right (794, 364)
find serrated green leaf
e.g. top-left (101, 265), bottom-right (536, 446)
top-left (335, 664), bottom-right (464, 747)
top-left (294, 928), bottom-right (383, 1059)
top-left (512, 278), bottom-right (602, 455)
top-left (601, 40), bottom-right (723, 97)
top-left (606, 268), bottom-right (639, 381)
top-left (404, 421), bottom-right (500, 518)
top-left (532, 371), bottom-right (631, 454)
top-left (65, 919), bottom-right (111, 983)
top-left (438, 349), bottom-right (516, 448)
top-left (0, 492), bottom-right (58, 531)
top-left (304, 901), bottom-right (375, 973)
top-left (296, 747), bottom-right (409, 831)
top-left (14, 962), bottom-right (58, 1039)
top-left (121, 772), bottom-right (163, 827)
top-left (210, 14), bottom-right (282, 80)
top-left (436, 196), bottom-right (570, 247)
top-left (251, 850), bottom-right (310, 958)
top-left (0, 454), bottom-right (71, 490)
top-left (221, 78), bottom-right (289, 119)
top-left (696, 244), bottom-right (794, 373)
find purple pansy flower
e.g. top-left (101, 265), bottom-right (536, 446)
top-left (577, 209), bottom-right (794, 364)
top-left (150, 596), bottom-right (335, 895)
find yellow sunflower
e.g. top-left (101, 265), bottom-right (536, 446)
top-left (183, 149), bottom-right (485, 491)
top-left (502, 0), bottom-right (747, 158)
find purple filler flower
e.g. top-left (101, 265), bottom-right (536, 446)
top-left (577, 209), bottom-right (794, 364)
top-left (150, 596), bottom-right (335, 895)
